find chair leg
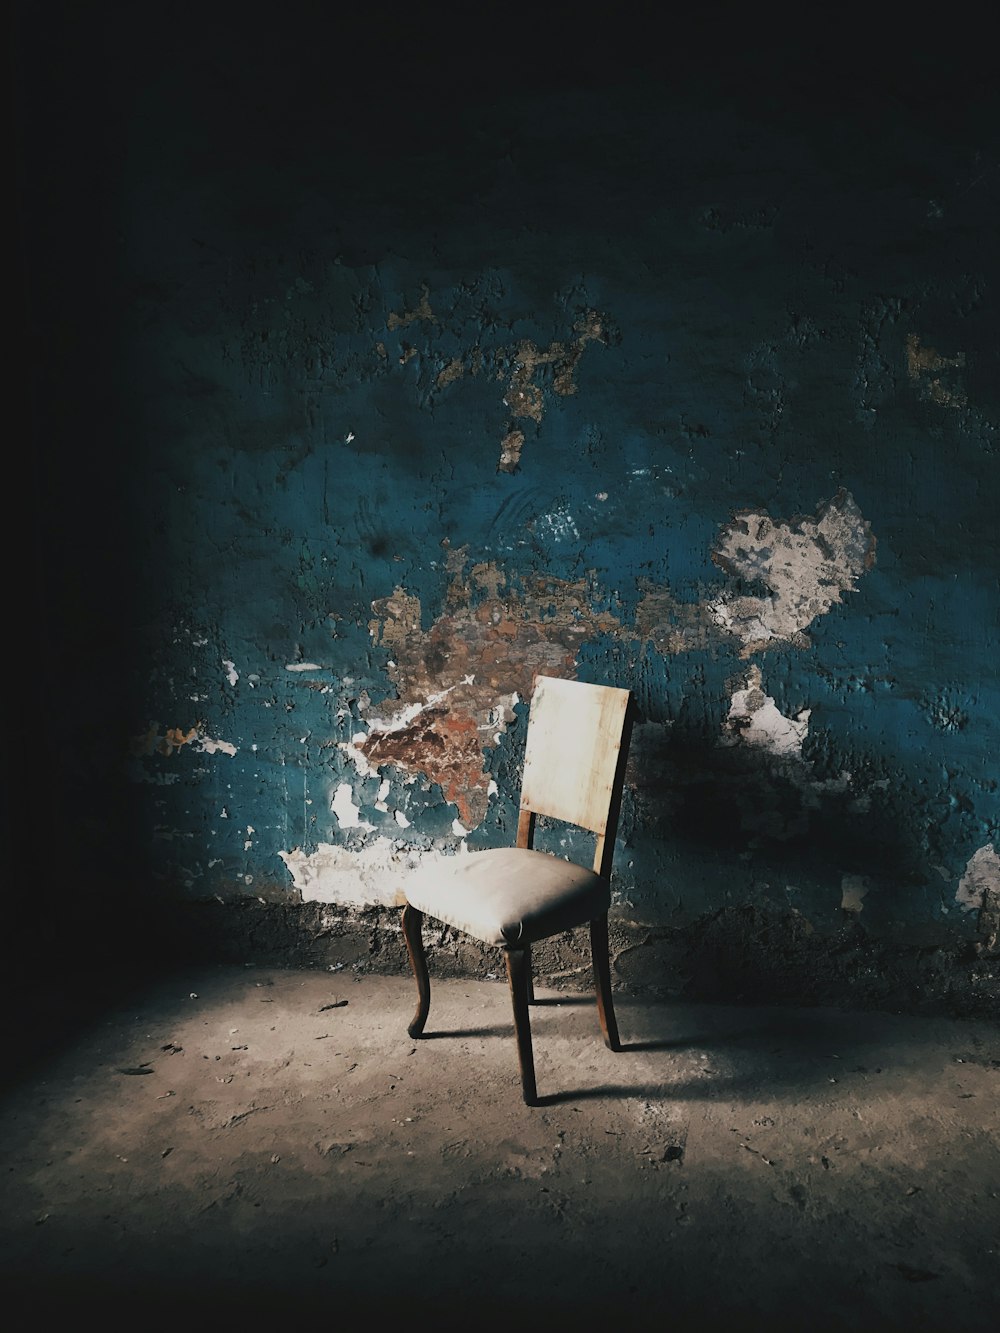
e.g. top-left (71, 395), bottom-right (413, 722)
top-left (504, 945), bottom-right (538, 1105)
top-left (401, 905), bottom-right (430, 1038)
top-left (526, 944), bottom-right (535, 1004)
top-left (590, 914), bottom-right (622, 1051)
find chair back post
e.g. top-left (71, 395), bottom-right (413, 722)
top-left (592, 697), bottom-right (635, 879)
top-left (516, 807), bottom-right (536, 850)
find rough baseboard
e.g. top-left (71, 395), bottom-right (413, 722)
top-left (162, 899), bottom-right (998, 1022)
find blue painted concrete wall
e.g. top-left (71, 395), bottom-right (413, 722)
top-left (15, 10), bottom-right (999, 967)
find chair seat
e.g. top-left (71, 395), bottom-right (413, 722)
top-left (405, 846), bottom-right (610, 947)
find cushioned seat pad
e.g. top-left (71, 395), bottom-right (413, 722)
top-left (404, 847), bottom-right (610, 946)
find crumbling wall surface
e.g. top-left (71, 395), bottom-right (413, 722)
top-left (18, 14), bottom-right (999, 1004)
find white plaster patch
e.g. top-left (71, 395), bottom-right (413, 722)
top-left (721, 666), bottom-right (811, 758)
top-left (339, 678), bottom-right (476, 779)
top-left (708, 490), bottom-right (875, 654)
top-left (285, 662), bottom-right (323, 672)
top-left (394, 809), bottom-right (411, 828)
top-left (538, 508), bottom-right (579, 542)
top-left (195, 735), bottom-right (238, 757)
top-left (840, 874), bottom-right (870, 913)
top-left (452, 819), bottom-right (469, 838)
top-left (223, 659), bottom-right (239, 686)
top-left (279, 837), bottom-right (466, 906)
top-left (955, 844), bottom-right (1000, 912)
top-left (331, 782), bottom-right (375, 831)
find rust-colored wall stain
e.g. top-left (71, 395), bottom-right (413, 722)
top-left (387, 284), bottom-right (436, 331)
top-left (358, 557), bottom-right (622, 825)
top-left (498, 428), bottom-right (525, 473)
top-left (502, 310), bottom-right (606, 426)
top-left (358, 492), bottom-right (878, 824)
top-left (359, 708), bottom-right (484, 826)
top-left (436, 356), bottom-right (465, 389)
top-left (382, 291), bottom-right (609, 470)
top-left (905, 333), bottom-right (967, 407)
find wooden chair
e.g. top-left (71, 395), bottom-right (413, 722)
top-left (400, 674), bottom-right (634, 1105)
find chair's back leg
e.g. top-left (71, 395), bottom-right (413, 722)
top-left (401, 905), bottom-right (431, 1038)
top-left (590, 914), bottom-right (622, 1051)
top-left (504, 945), bottom-right (538, 1105)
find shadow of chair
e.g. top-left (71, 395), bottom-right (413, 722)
top-left (400, 674), bottom-right (635, 1105)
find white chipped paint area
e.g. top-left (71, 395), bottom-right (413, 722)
top-left (721, 669), bottom-right (851, 801)
top-left (331, 782), bottom-right (375, 831)
top-left (537, 506), bottom-right (580, 542)
top-left (708, 491), bottom-right (873, 651)
top-left (339, 677), bottom-right (476, 779)
top-left (721, 665), bottom-right (811, 758)
top-left (722, 668), bottom-right (872, 911)
top-left (195, 734), bottom-right (238, 756)
top-left (279, 837), bottom-right (467, 906)
top-left (955, 844), bottom-right (1000, 912)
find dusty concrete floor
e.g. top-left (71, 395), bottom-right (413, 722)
top-left (0, 963), bottom-right (997, 1330)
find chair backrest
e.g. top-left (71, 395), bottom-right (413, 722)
top-left (519, 675), bottom-right (633, 873)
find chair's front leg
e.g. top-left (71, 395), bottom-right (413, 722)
top-left (590, 914), bottom-right (622, 1051)
top-left (504, 945), bottom-right (538, 1106)
top-left (401, 904), bottom-right (430, 1038)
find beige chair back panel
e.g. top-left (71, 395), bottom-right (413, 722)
top-left (519, 675), bottom-right (631, 836)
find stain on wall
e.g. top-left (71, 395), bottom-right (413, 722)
top-left (905, 334), bottom-right (967, 408)
top-left (708, 491), bottom-right (876, 656)
top-left (14, 11), bottom-right (1000, 995)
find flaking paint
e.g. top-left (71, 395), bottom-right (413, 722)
top-left (21, 20), bottom-right (999, 973)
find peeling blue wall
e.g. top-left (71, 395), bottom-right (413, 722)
top-left (15, 9), bottom-right (999, 963)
